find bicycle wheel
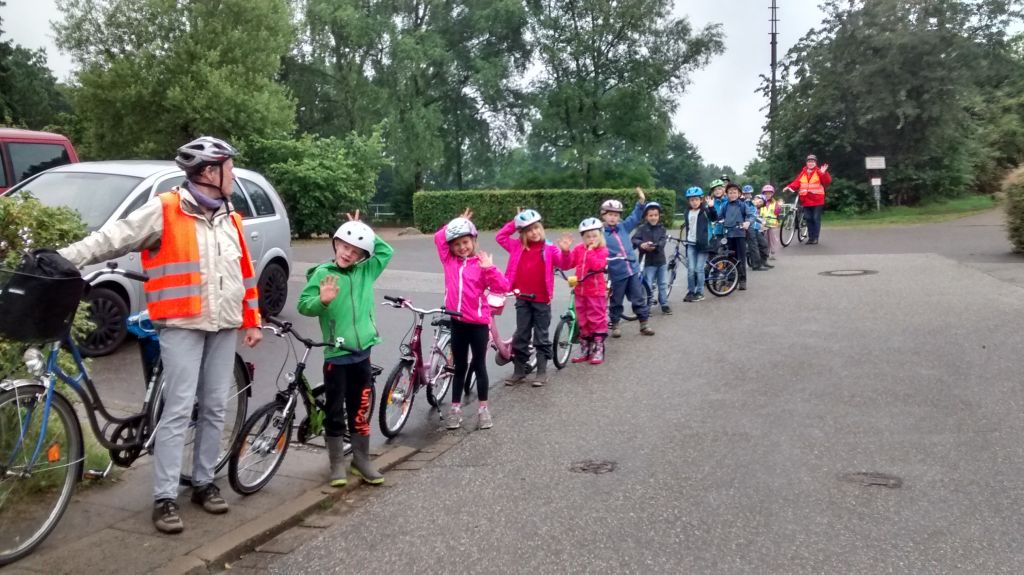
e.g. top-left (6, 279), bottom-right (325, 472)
top-left (379, 361), bottom-right (415, 438)
top-left (227, 401), bottom-right (292, 495)
top-left (152, 356), bottom-right (249, 485)
top-left (705, 257), bottom-right (738, 297)
top-left (797, 214), bottom-right (809, 243)
top-left (552, 318), bottom-right (574, 369)
top-left (780, 214), bottom-right (795, 247)
top-left (665, 264), bottom-right (678, 299)
top-left (427, 335), bottom-right (454, 405)
top-left (0, 386), bottom-right (83, 566)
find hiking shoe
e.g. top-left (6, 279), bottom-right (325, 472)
top-left (693, 293), bottom-right (706, 302)
top-left (661, 306), bottom-right (673, 315)
top-left (153, 499), bottom-right (184, 534)
top-left (610, 324), bottom-right (621, 338)
top-left (531, 363), bottom-right (548, 387)
top-left (444, 406), bottom-right (463, 429)
top-left (504, 365), bottom-right (527, 386)
top-left (738, 282), bottom-right (747, 291)
top-left (751, 266), bottom-right (766, 271)
top-left (478, 407), bottom-right (493, 430)
top-left (682, 293), bottom-right (694, 302)
top-left (762, 263), bottom-right (774, 269)
top-left (191, 484), bottom-right (229, 514)
top-left (639, 322), bottom-right (655, 336)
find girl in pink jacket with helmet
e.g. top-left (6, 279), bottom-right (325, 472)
top-left (435, 208), bottom-right (509, 430)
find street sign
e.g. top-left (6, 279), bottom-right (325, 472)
top-left (870, 177), bottom-right (882, 186)
top-left (865, 156), bottom-right (886, 170)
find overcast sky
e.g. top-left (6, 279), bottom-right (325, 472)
top-left (3, 0), bottom-right (823, 169)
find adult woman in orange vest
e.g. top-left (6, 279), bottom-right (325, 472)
top-left (783, 154), bottom-right (832, 244)
top-left (59, 137), bottom-right (263, 534)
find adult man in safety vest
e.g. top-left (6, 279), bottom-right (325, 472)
top-left (784, 154), bottom-right (832, 244)
top-left (59, 136), bottom-right (263, 534)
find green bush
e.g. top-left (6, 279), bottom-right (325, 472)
top-left (826, 177), bottom-right (877, 214)
top-left (1007, 177), bottom-right (1024, 253)
top-left (241, 133), bottom-right (389, 238)
top-left (0, 196), bottom-right (90, 379)
top-left (413, 188), bottom-right (676, 232)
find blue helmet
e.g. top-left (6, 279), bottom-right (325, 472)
top-left (685, 186), bottom-right (704, 198)
top-left (643, 201), bottom-right (662, 214)
top-left (741, 185), bottom-right (754, 195)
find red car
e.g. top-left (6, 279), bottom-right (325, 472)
top-left (0, 128), bottom-right (79, 194)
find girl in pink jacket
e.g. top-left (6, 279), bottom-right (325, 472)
top-left (435, 209), bottom-right (508, 430)
top-left (496, 208), bottom-right (573, 387)
top-left (568, 217), bottom-right (609, 365)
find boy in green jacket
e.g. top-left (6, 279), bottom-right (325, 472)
top-left (298, 213), bottom-right (393, 487)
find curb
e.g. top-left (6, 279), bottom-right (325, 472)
top-left (160, 444), bottom-right (418, 575)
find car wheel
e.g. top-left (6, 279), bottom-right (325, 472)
top-left (258, 262), bottom-right (288, 317)
top-left (79, 287), bottom-right (129, 357)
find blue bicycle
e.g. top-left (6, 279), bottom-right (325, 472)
top-left (0, 262), bottom-right (250, 565)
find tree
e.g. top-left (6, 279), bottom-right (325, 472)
top-left (651, 132), bottom-right (703, 193)
top-left (525, 0), bottom-right (723, 187)
top-left (0, 1), bottom-right (69, 129)
top-left (53, 0), bottom-right (296, 159)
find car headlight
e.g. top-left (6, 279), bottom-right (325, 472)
top-left (23, 348), bottom-right (46, 377)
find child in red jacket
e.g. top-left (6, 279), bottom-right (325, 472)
top-left (568, 217), bottom-right (610, 365)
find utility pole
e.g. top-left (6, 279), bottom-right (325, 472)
top-left (769, 0), bottom-right (779, 183)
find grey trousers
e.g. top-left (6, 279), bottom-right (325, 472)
top-left (154, 327), bottom-right (236, 501)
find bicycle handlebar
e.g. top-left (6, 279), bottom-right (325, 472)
top-left (264, 316), bottom-right (362, 353)
top-left (82, 262), bottom-right (149, 284)
top-left (381, 295), bottom-right (462, 318)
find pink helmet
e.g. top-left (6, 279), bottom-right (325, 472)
top-left (761, 184), bottom-right (775, 195)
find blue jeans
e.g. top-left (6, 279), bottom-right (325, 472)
top-left (609, 273), bottom-right (649, 323)
top-left (803, 204), bottom-right (824, 241)
top-left (685, 244), bottom-right (708, 295)
top-left (643, 263), bottom-right (669, 307)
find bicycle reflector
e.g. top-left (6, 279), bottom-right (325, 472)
top-left (47, 442), bottom-right (61, 463)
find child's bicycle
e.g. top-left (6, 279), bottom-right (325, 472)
top-left (462, 290), bottom-right (539, 394)
top-left (0, 262), bottom-right (250, 565)
top-left (706, 235), bottom-right (740, 296)
top-left (551, 268), bottom-right (607, 369)
top-left (377, 296), bottom-right (460, 438)
top-left (227, 316), bottom-right (379, 495)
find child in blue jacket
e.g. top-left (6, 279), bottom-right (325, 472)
top-left (721, 183), bottom-right (754, 290)
top-left (602, 186), bottom-right (654, 338)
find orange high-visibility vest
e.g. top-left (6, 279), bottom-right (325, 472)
top-left (798, 171), bottom-right (825, 197)
top-left (142, 192), bottom-right (261, 327)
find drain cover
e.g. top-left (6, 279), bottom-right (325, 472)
top-left (569, 460), bottom-right (617, 474)
top-left (838, 472), bottom-right (903, 488)
top-left (819, 270), bottom-right (876, 276)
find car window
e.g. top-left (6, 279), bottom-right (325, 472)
top-left (118, 191), bottom-right (150, 220)
top-left (13, 172), bottom-right (143, 231)
top-left (154, 175), bottom-right (185, 194)
top-left (230, 181), bottom-right (253, 218)
top-left (0, 146), bottom-right (7, 187)
top-left (8, 143), bottom-right (71, 184)
top-left (240, 178), bottom-right (276, 217)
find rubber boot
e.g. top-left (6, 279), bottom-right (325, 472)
top-left (324, 435), bottom-right (349, 488)
top-left (531, 360), bottom-right (549, 387)
top-left (504, 362), bottom-right (528, 386)
top-left (571, 338), bottom-right (592, 364)
top-left (349, 435), bottom-right (384, 485)
top-left (590, 338), bottom-right (605, 365)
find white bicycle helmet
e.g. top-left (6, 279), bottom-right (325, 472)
top-left (578, 217), bottom-right (603, 234)
top-left (175, 136), bottom-right (238, 170)
top-left (445, 217), bottom-right (478, 243)
top-left (514, 209), bottom-right (543, 230)
top-left (600, 199), bottom-right (624, 213)
top-left (333, 221), bottom-right (376, 255)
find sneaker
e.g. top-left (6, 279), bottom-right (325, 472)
top-left (682, 293), bottom-right (694, 302)
top-left (190, 483), bottom-right (228, 515)
top-left (444, 406), bottom-right (463, 429)
top-left (478, 407), bottom-right (493, 430)
top-left (661, 306), bottom-right (673, 315)
top-left (693, 293), bottom-right (706, 302)
top-left (610, 324), bottom-right (621, 339)
top-left (152, 499), bottom-right (184, 534)
top-left (639, 322), bottom-right (655, 336)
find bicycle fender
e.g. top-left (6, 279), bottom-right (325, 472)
top-left (0, 378), bottom-right (45, 393)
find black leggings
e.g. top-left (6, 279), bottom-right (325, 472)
top-left (451, 320), bottom-right (490, 403)
top-left (727, 236), bottom-right (747, 281)
top-left (322, 359), bottom-right (373, 438)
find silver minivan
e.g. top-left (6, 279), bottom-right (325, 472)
top-left (4, 160), bottom-right (292, 356)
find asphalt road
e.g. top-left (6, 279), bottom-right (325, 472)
top-left (215, 209), bottom-right (1024, 574)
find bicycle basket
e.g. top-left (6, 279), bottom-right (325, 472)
top-left (0, 251), bottom-right (85, 341)
top-left (486, 293), bottom-right (506, 315)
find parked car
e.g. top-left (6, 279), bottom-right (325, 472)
top-left (0, 128), bottom-right (79, 194)
top-left (3, 160), bottom-right (292, 356)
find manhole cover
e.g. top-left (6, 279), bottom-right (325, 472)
top-left (569, 460), bottom-right (617, 474)
top-left (838, 471), bottom-right (903, 488)
top-left (819, 269), bottom-right (879, 277)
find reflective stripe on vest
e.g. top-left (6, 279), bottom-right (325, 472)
top-left (798, 171), bottom-right (825, 196)
top-left (142, 194), bottom-right (203, 319)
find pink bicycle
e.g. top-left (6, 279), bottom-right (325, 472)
top-left (463, 290), bottom-right (537, 396)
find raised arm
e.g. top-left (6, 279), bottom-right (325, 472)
top-left (621, 201), bottom-right (645, 233)
top-left (495, 219), bottom-right (517, 253)
top-left (363, 236), bottom-right (394, 280)
top-left (434, 226), bottom-right (453, 264)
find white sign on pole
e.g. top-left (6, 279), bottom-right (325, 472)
top-left (865, 156), bottom-right (886, 170)
top-left (870, 177), bottom-right (882, 186)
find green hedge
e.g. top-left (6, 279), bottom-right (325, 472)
top-left (1007, 176), bottom-right (1024, 253)
top-left (413, 188), bottom-right (676, 232)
